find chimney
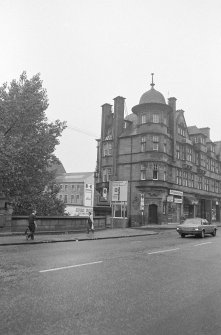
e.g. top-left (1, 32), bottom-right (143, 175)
top-left (101, 103), bottom-right (112, 140)
top-left (113, 96), bottom-right (125, 138)
top-left (112, 96), bottom-right (125, 179)
top-left (168, 97), bottom-right (177, 111)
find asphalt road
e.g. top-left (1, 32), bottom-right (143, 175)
top-left (1, 230), bottom-right (221, 335)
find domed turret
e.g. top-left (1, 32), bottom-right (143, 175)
top-left (139, 74), bottom-right (166, 105)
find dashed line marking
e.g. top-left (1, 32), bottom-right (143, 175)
top-left (194, 242), bottom-right (213, 247)
top-left (39, 261), bottom-right (103, 273)
top-left (148, 248), bottom-right (180, 255)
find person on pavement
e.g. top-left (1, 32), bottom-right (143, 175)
top-left (87, 212), bottom-right (95, 238)
top-left (26, 210), bottom-right (37, 240)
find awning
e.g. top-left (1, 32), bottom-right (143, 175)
top-left (184, 196), bottom-right (198, 205)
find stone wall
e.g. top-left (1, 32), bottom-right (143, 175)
top-left (11, 216), bottom-right (106, 233)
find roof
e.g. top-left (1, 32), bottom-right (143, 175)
top-left (188, 126), bottom-right (207, 136)
top-left (139, 87), bottom-right (166, 105)
top-left (56, 172), bottom-right (94, 183)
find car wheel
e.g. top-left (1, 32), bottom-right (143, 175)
top-left (212, 229), bottom-right (216, 237)
top-left (201, 230), bottom-right (205, 238)
top-left (181, 233), bottom-right (185, 238)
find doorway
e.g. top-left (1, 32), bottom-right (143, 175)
top-left (148, 204), bottom-right (158, 224)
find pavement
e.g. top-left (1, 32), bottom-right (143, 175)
top-left (0, 222), bottom-right (220, 246)
top-left (0, 225), bottom-right (169, 246)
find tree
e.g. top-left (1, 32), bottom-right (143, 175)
top-left (0, 72), bottom-right (67, 215)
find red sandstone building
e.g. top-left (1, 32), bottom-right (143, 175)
top-left (94, 76), bottom-right (221, 226)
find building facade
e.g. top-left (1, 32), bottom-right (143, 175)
top-left (56, 172), bottom-right (94, 216)
top-left (94, 77), bottom-right (221, 226)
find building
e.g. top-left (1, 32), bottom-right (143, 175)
top-left (94, 75), bottom-right (221, 226)
top-left (56, 172), bottom-right (94, 216)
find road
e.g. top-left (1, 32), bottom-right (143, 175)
top-left (1, 230), bottom-right (221, 335)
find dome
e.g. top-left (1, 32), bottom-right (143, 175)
top-left (139, 87), bottom-right (166, 105)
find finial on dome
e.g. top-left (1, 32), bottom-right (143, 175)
top-left (150, 73), bottom-right (155, 88)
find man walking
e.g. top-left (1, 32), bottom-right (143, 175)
top-left (87, 211), bottom-right (94, 238)
top-left (26, 210), bottom-right (37, 240)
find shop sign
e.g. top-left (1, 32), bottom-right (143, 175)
top-left (167, 195), bottom-right (174, 202)
top-left (169, 190), bottom-right (183, 197)
top-left (174, 198), bottom-right (182, 204)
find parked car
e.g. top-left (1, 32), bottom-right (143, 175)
top-left (176, 217), bottom-right (217, 238)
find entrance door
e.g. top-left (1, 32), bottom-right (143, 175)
top-left (149, 204), bottom-right (158, 224)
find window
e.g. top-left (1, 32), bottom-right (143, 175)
top-left (211, 160), bottom-right (215, 172)
top-left (64, 195), bottom-right (68, 203)
top-left (65, 185), bottom-right (68, 191)
top-left (102, 168), bottom-right (112, 182)
top-left (215, 181), bottom-right (219, 193)
top-left (153, 164), bottom-right (158, 180)
top-left (71, 185), bottom-right (75, 191)
top-left (76, 194), bottom-right (80, 203)
top-left (190, 174), bottom-right (194, 188)
top-left (183, 172), bottom-right (188, 187)
top-left (59, 195), bottom-right (62, 200)
top-left (153, 143), bottom-right (159, 151)
top-left (211, 180), bottom-right (215, 193)
top-left (140, 164), bottom-right (146, 180)
top-left (152, 135), bottom-right (159, 151)
top-left (176, 144), bottom-right (180, 159)
top-left (153, 114), bottom-right (159, 123)
top-left (176, 169), bottom-right (182, 185)
top-left (186, 147), bottom-right (192, 162)
top-left (198, 176), bottom-right (202, 190)
top-left (141, 114), bottom-right (146, 124)
top-left (163, 142), bottom-right (167, 153)
top-left (163, 168), bottom-right (166, 181)
top-left (103, 142), bottom-right (112, 156)
top-left (141, 136), bottom-right (146, 152)
top-left (204, 178), bottom-right (209, 191)
top-left (113, 203), bottom-right (127, 218)
top-left (71, 195), bottom-right (74, 203)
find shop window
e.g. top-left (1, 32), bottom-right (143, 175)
top-left (113, 203), bottom-right (127, 218)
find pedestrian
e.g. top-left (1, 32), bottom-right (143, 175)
top-left (26, 210), bottom-right (37, 240)
top-left (87, 211), bottom-right (95, 238)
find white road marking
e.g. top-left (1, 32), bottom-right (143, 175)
top-left (148, 248), bottom-right (180, 255)
top-left (194, 242), bottom-right (213, 247)
top-left (39, 261), bottom-right (103, 273)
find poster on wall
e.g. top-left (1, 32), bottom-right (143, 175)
top-left (110, 181), bottom-right (128, 202)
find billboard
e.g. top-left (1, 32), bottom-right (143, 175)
top-left (111, 181), bottom-right (128, 202)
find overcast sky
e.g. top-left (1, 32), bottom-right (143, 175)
top-left (0, 0), bottom-right (221, 172)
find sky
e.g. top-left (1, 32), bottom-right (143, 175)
top-left (0, 0), bottom-right (221, 173)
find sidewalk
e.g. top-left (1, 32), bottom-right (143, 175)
top-left (0, 227), bottom-right (159, 246)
